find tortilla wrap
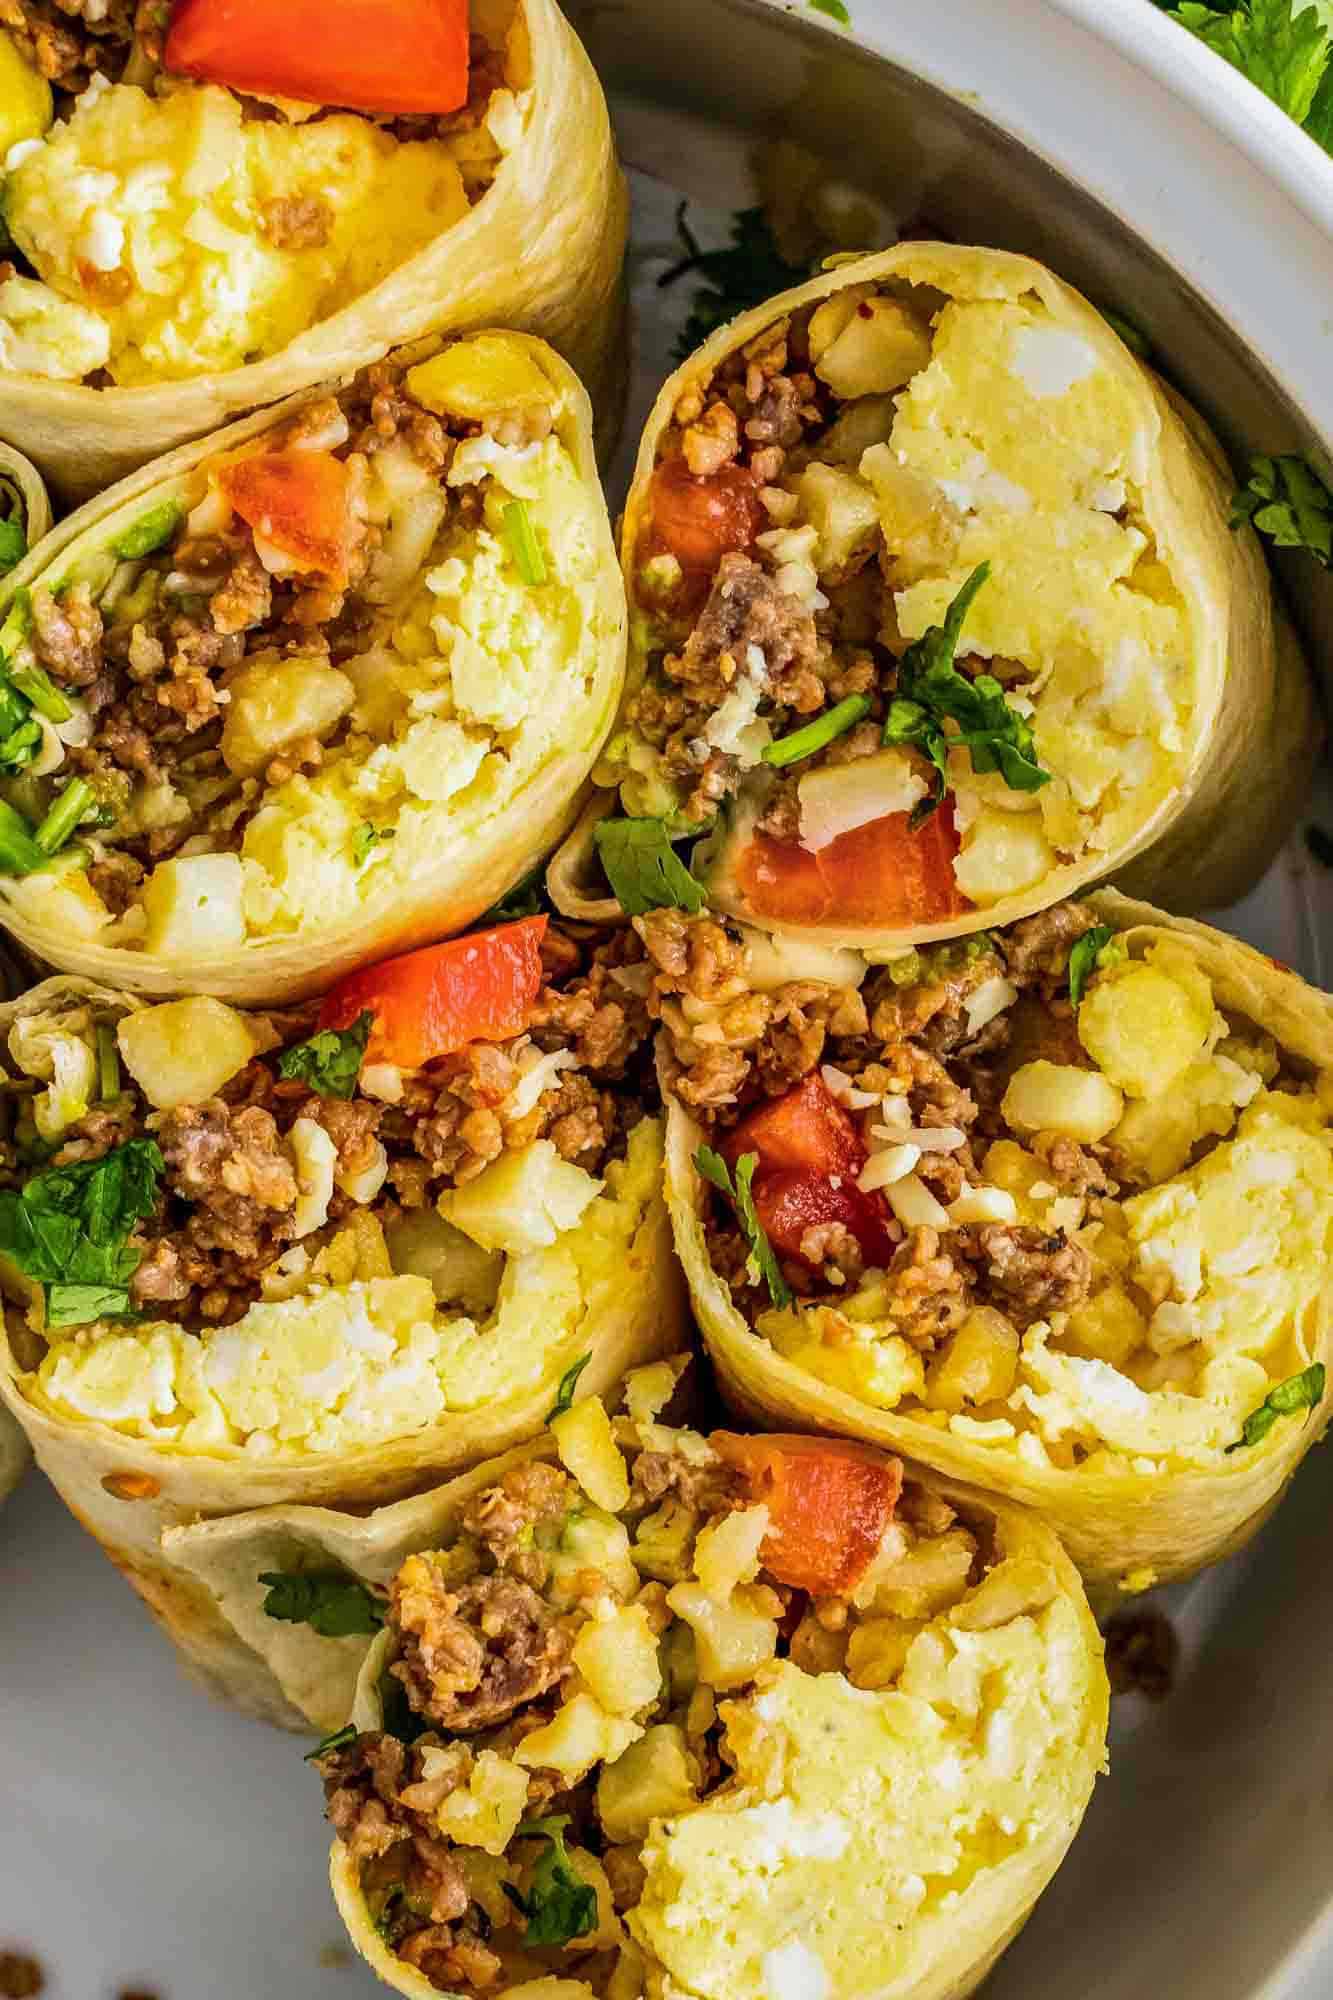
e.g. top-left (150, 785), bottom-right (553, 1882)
top-left (0, 1402), bottom-right (26, 1505)
top-left (554, 243), bottom-right (1316, 944)
top-left (664, 890), bottom-right (1333, 1598)
top-left (0, 330), bottom-right (626, 1003)
top-left (0, 440), bottom-right (52, 564)
top-left (173, 1416), bottom-right (1107, 1998)
top-left (0, 972), bottom-right (685, 1726)
top-left (0, 0), bottom-right (628, 502)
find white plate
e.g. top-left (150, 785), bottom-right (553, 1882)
top-left (5, 9), bottom-right (1333, 1995)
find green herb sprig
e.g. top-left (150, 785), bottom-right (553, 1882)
top-left (546, 1351), bottom-right (592, 1422)
top-left (593, 815), bottom-right (706, 917)
top-left (659, 204), bottom-right (809, 360)
top-left (259, 1568), bottom-right (385, 1638)
top-left (304, 1723), bottom-right (358, 1764)
top-left (1230, 453), bottom-right (1333, 565)
top-left (0, 1138), bottom-right (164, 1327)
top-left (694, 1146), bottom-right (790, 1308)
top-left (277, 1011), bottom-right (373, 1100)
top-left (1067, 925), bottom-right (1124, 1009)
top-left (1226, 1363), bottom-right (1326, 1452)
top-left (762, 695), bottom-right (870, 769)
top-left (504, 1818), bottom-right (599, 1948)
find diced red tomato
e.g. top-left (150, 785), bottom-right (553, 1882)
top-left (711, 1432), bottom-right (904, 1598)
top-left (164, 0), bottom-right (470, 117)
top-left (751, 1166), bottom-right (899, 1272)
top-left (739, 803), bottom-right (971, 928)
top-left (216, 449), bottom-right (357, 587)
top-left (721, 1073), bottom-right (897, 1270)
top-left (319, 917), bottom-right (546, 1068)
top-left (643, 455), bottom-right (764, 576)
top-left (722, 1072), bottom-right (863, 1181)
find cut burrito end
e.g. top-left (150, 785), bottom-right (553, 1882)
top-left (0, 440), bottom-right (51, 580)
top-left (643, 891), bottom-right (1333, 1592)
top-left (0, 916), bottom-right (684, 1716)
top-left (0, 329), bottom-right (625, 998)
top-left (318, 1413), bottom-right (1106, 2000)
top-left (582, 243), bottom-right (1313, 947)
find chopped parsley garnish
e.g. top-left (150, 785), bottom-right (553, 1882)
top-left (659, 203), bottom-right (809, 360)
top-left (546, 1350), bottom-right (592, 1422)
top-left (503, 500), bottom-right (548, 587)
top-left (1068, 925), bottom-right (1121, 1008)
top-left (694, 1145), bottom-right (790, 1308)
top-left (259, 1568), bottom-right (385, 1638)
top-left (304, 1723), bottom-right (358, 1763)
top-left (1230, 453), bottom-right (1333, 565)
top-left (593, 814), bottom-right (707, 917)
top-left (1226, 1363), bottom-right (1326, 1452)
top-left (504, 1818), bottom-right (599, 1948)
top-left (277, 1011), bottom-right (373, 1100)
top-left (352, 822), bottom-right (393, 867)
top-left (0, 1137), bottom-right (164, 1327)
top-left (484, 861), bottom-right (547, 923)
top-left (762, 694), bottom-right (871, 769)
top-left (1160, 0), bottom-right (1330, 123)
top-left (111, 499), bottom-right (184, 562)
top-left (883, 563), bottom-right (1050, 820)
top-left (1305, 824), bottom-right (1333, 867)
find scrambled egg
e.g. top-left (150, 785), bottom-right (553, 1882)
top-left (632, 1598), bottom-right (1093, 2000)
top-left (881, 297), bottom-right (1190, 904)
top-left (0, 74), bottom-right (527, 384)
top-left (31, 1119), bottom-right (661, 1455)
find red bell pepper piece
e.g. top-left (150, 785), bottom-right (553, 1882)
top-left (643, 456), bottom-right (764, 577)
top-left (164, 0), bottom-right (470, 118)
top-left (216, 449), bottom-right (357, 588)
top-left (711, 1431), bottom-right (904, 1597)
top-left (319, 917), bottom-right (546, 1068)
top-left (738, 802), bottom-right (971, 928)
top-left (721, 1073), bottom-right (897, 1270)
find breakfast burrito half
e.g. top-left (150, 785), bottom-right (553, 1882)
top-left (0, 439), bottom-right (51, 575)
top-left (553, 243), bottom-right (1315, 945)
top-left (0, 0), bottom-right (627, 498)
top-left (0, 329), bottom-right (625, 1001)
top-left (273, 1402), bottom-right (1105, 1999)
top-left (644, 889), bottom-right (1333, 1596)
top-left (0, 915), bottom-right (683, 1720)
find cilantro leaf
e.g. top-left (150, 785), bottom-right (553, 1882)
top-left (593, 815), bottom-right (706, 917)
top-left (304, 1722), bottom-right (358, 1763)
top-left (259, 1568), bottom-right (385, 1638)
top-left (694, 1145), bottom-right (791, 1308)
top-left (882, 563), bottom-right (1050, 820)
top-left (1230, 452), bottom-right (1333, 565)
top-left (546, 1350), bottom-right (592, 1422)
top-left (1226, 1363), bottom-right (1326, 1452)
top-left (1068, 925), bottom-right (1118, 1008)
top-left (0, 1138), bottom-right (164, 1327)
top-left (507, 1818), bottom-right (598, 1947)
top-left (1168, 0), bottom-right (1330, 122)
top-left (659, 204), bottom-right (809, 360)
top-left (484, 862), bottom-right (547, 923)
top-left (277, 1011), bottom-right (373, 1100)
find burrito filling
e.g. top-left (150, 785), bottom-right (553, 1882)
top-left (0, 338), bottom-right (608, 949)
top-left (642, 901), bottom-right (1333, 1468)
top-left (0, 0), bottom-right (530, 384)
top-left (0, 915), bottom-right (661, 1453)
top-left (604, 275), bottom-right (1194, 926)
top-left (316, 1414), bottom-right (1096, 1998)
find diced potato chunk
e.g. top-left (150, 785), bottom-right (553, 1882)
top-left (141, 853), bottom-right (245, 956)
top-left (552, 1397), bottom-right (630, 1514)
top-left (1002, 1059), bottom-right (1124, 1144)
top-left (797, 750), bottom-right (926, 852)
top-left (435, 1750), bottom-right (529, 1855)
top-left (1062, 1281), bottom-right (1147, 1368)
top-left (796, 463), bottom-right (881, 577)
top-left (693, 1505), bottom-right (769, 1602)
top-left (549, 1511), bottom-right (638, 1607)
top-left (623, 1358), bottom-right (685, 1428)
top-left (407, 334), bottom-right (553, 421)
top-left (807, 286), bottom-right (873, 362)
top-left (952, 812), bottom-right (1055, 905)
top-left (845, 1615), bottom-right (923, 1690)
top-left (923, 1306), bottom-right (1019, 1412)
top-left (950, 1556), bottom-right (1059, 1631)
top-left (859, 442), bottom-right (962, 581)
top-left (665, 1581), bottom-right (779, 1690)
top-left (1077, 960), bottom-right (1214, 1099)
top-left (385, 1209), bottom-right (504, 1314)
top-left (814, 297), bottom-right (933, 398)
top-left (0, 32), bottom-right (52, 155)
top-left (514, 1692), bottom-right (641, 1780)
top-left (596, 1725), bottom-right (701, 1844)
top-left (439, 1140), bottom-right (601, 1255)
top-left (572, 1604), bottom-right (662, 1716)
top-left (117, 996), bottom-right (259, 1110)
top-left (221, 654), bottom-right (354, 778)
top-left (289, 1115), bottom-right (336, 1238)
top-left (817, 394), bottom-right (898, 467)
top-left (866, 1528), bottom-right (976, 1619)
